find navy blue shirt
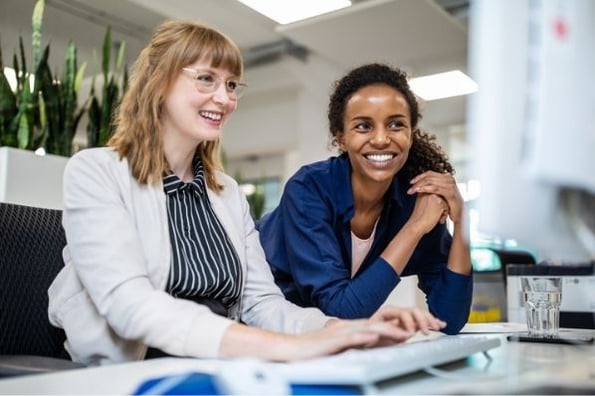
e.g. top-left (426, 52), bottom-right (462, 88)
top-left (257, 154), bottom-right (472, 334)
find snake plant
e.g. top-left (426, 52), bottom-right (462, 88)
top-left (0, 0), bottom-right (87, 156)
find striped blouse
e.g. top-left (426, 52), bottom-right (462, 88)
top-left (162, 157), bottom-right (242, 310)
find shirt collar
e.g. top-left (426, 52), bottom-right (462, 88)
top-left (163, 155), bottom-right (206, 196)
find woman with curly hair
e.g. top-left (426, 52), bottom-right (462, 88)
top-left (257, 63), bottom-right (472, 334)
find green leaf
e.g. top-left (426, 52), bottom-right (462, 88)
top-left (34, 90), bottom-right (47, 148)
top-left (19, 36), bottom-right (27, 75)
top-left (37, 61), bottom-right (59, 153)
top-left (0, 67), bottom-right (18, 140)
top-left (115, 40), bottom-right (126, 76)
top-left (102, 26), bottom-right (111, 84)
top-left (32, 0), bottom-right (44, 70)
top-left (86, 95), bottom-right (100, 148)
top-left (33, 44), bottom-right (50, 94)
top-left (16, 109), bottom-right (30, 149)
top-left (74, 62), bottom-right (86, 93)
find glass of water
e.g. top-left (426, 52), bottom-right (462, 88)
top-left (521, 277), bottom-right (562, 337)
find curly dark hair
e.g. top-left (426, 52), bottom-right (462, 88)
top-left (327, 63), bottom-right (454, 181)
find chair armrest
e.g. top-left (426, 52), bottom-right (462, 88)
top-left (0, 355), bottom-right (85, 377)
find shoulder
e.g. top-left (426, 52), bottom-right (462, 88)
top-left (212, 170), bottom-right (243, 201)
top-left (65, 147), bottom-right (131, 185)
top-left (67, 147), bottom-right (123, 171)
top-left (214, 170), bottom-right (239, 189)
top-left (289, 155), bottom-right (346, 185)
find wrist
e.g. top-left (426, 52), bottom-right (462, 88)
top-left (324, 318), bottom-right (341, 328)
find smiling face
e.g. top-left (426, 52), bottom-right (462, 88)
top-left (337, 83), bottom-right (413, 187)
top-left (161, 60), bottom-right (239, 150)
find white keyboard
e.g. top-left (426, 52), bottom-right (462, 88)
top-left (268, 335), bottom-right (501, 385)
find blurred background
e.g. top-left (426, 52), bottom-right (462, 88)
top-left (2, 0), bottom-right (593, 322)
top-left (0, 0), bottom-right (474, 214)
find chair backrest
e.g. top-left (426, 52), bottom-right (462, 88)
top-left (0, 202), bottom-right (68, 358)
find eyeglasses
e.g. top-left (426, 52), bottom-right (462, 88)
top-left (182, 68), bottom-right (247, 100)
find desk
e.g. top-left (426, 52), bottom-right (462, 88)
top-left (0, 328), bottom-right (593, 395)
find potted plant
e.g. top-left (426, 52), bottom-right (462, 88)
top-left (0, 0), bottom-right (86, 156)
top-left (0, 0), bottom-right (86, 209)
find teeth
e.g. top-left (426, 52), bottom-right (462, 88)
top-left (199, 111), bottom-right (222, 121)
top-left (366, 154), bottom-right (394, 162)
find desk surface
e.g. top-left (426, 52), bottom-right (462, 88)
top-left (0, 326), bottom-right (594, 395)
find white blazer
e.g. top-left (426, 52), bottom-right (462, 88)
top-left (48, 148), bottom-right (328, 366)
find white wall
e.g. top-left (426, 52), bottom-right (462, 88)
top-left (224, 54), bottom-right (344, 184)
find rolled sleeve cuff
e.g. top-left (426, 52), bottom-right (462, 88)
top-left (185, 314), bottom-right (235, 358)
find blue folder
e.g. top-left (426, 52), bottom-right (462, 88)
top-left (132, 371), bottom-right (362, 395)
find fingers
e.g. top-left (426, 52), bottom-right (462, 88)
top-left (408, 171), bottom-right (464, 223)
top-left (324, 320), bottom-right (411, 351)
top-left (408, 171), bottom-right (457, 196)
top-left (371, 306), bottom-right (447, 335)
top-left (411, 193), bottom-right (449, 230)
top-left (291, 309), bottom-right (448, 360)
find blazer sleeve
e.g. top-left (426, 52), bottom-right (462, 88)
top-left (217, 175), bottom-right (330, 333)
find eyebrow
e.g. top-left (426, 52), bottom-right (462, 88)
top-left (350, 114), bottom-right (408, 122)
top-left (184, 67), bottom-right (240, 79)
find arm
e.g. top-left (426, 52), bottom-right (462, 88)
top-left (403, 172), bottom-right (473, 333)
top-left (265, 177), bottom-right (400, 319)
top-left (407, 171), bottom-right (472, 277)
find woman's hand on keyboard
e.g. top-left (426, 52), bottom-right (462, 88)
top-left (370, 306), bottom-right (446, 337)
top-left (220, 311), bottom-right (444, 362)
top-left (276, 308), bottom-right (448, 359)
top-left (275, 318), bottom-right (421, 361)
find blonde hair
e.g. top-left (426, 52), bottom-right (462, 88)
top-left (108, 20), bottom-right (243, 191)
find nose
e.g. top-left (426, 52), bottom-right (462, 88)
top-left (370, 128), bottom-right (390, 146)
top-left (212, 80), bottom-right (233, 103)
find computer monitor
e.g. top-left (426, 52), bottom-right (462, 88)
top-left (466, 0), bottom-right (595, 262)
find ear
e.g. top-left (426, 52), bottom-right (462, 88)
top-left (336, 132), bottom-right (346, 151)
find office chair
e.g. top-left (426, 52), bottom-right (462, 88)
top-left (0, 202), bottom-right (84, 376)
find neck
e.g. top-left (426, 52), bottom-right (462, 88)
top-left (163, 131), bottom-right (199, 183)
top-left (351, 177), bottom-right (391, 213)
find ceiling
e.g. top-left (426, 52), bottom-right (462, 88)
top-left (1, 0), bottom-right (471, 134)
top-left (40, 0), bottom-right (469, 73)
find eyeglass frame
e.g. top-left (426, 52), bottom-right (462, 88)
top-left (182, 67), bottom-right (247, 100)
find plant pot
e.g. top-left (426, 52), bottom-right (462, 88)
top-left (0, 146), bottom-right (68, 209)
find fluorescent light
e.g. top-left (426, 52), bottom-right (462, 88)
top-left (409, 70), bottom-right (478, 101)
top-left (237, 0), bottom-right (351, 25)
